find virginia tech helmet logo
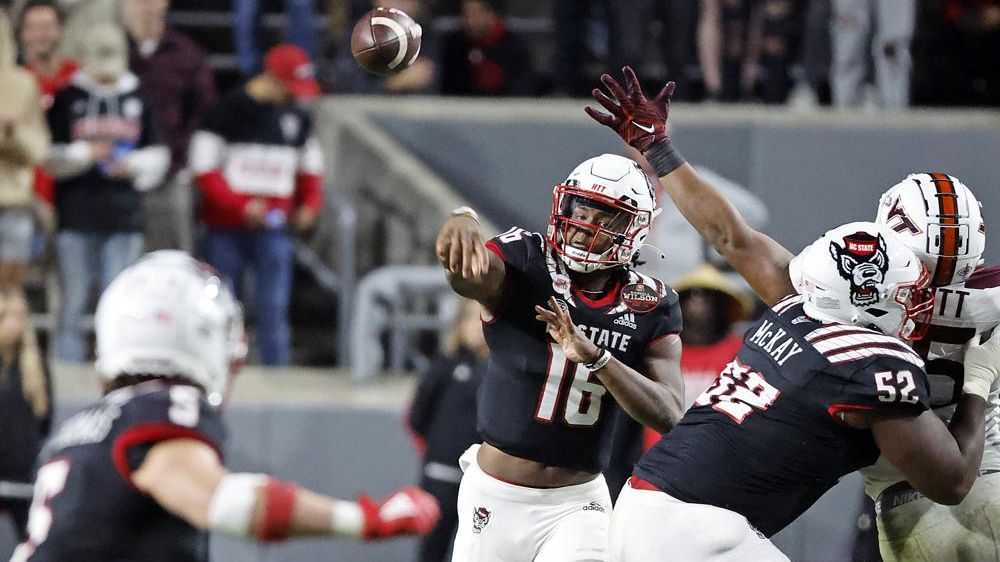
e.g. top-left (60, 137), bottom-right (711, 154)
top-left (885, 196), bottom-right (921, 235)
top-left (829, 232), bottom-right (889, 306)
top-left (472, 506), bottom-right (491, 534)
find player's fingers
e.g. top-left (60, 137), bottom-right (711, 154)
top-left (534, 305), bottom-right (556, 322)
top-left (600, 73), bottom-right (628, 103)
top-left (548, 296), bottom-right (568, 324)
top-left (448, 232), bottom-right (463, 274)
top-left (591, 88), bottom-right (624, 117)
top-left (622, 66), bottom-right (640, 98)
top-left (584, 106), bottom-right (617, 128)
top-left (460, 232), bottom-right (476, 278)
top-left (654, 81), bottom-right (676, 104)
top-left (474, 243), bottom-right (490, 275)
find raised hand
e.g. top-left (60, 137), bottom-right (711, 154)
top-left (535, 296), bottom-right (601, 365)
top-left (359, 486), bottom-right (441, 540)
top-left (585, 66), bottom-right (675, 153)
top-left (435, 215), bottom-right (490, 279)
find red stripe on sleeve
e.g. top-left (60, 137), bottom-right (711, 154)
top-left (112, 423), bottom-right (223, 489)
top-left (294, 173), bottom-right (323, 212)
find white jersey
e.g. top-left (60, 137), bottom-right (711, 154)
top-left (862, 265), bottom-right (1000, 498)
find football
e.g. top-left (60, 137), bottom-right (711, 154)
top-left (351, 7), bottom-right (423, 77)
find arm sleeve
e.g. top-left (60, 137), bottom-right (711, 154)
top-left (649, 288), bottom-right (683, 344)
top-left (174, 54), bottom-right (218, 167)
top-left (484, 228), bottom-right (537, 275)
top-left (1, 80), bottom-right (50, 166)
top-left (294, 136), bottom-right (323, 211)
top-left (112, 388), bottom-right (227, 483)
top-left (833, 357), bottom-right (931, 418)
top-left (44, 91), bottom-right (94, 180)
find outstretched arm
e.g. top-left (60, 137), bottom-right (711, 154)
top-left (132, 439), bottom-right (440, 541)
top-left (586, 67), bottom-right (796, 306)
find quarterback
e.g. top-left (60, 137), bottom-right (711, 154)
top-left (436, 154), bottom-right (686, 561)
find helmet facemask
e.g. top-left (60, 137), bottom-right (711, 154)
top-left (547, 185), bottom-right (649, 273)
top-left (867, 263), bottom-right (935, 341)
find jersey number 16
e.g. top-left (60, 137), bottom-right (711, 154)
top-left (534, 343), bottom-right (608, 427)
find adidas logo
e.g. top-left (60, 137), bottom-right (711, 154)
top-left (613, 313), bottom-right (637, 330)
top-left (582, 501), bottom-right (606, 513)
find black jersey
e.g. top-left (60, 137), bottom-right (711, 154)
top-left (635, 295), bottom-right (930, 537)
top-left (478, 227), bottom-right (681, 473)
top-left (13, 381), bottom-right (225, 562)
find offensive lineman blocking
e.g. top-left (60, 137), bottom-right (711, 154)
top-left (587, 67), bottom-right (1000, 561)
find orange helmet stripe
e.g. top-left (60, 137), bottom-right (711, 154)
top-left (929, 173), bottom-right (959, 286)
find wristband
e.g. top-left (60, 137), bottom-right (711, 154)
top-left (963, 368), bottom-right (994, 401)
top-left (584, 349), bottom-right (613, 372)
top-left (330, 499), bottom-right (365, 538)
top-left (450, 206), bottom-right (480, 224)
top-left (645, 138), bottom-right (686, 177)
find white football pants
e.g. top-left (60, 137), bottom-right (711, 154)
top-left (878, 471), bottom-right (1000, 562)
top-left (610, 479), bottom-right (789, 562)
top-left (451, 444), bottom-right (612, 562)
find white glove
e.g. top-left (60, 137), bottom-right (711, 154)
top-left (964, 328), bottom-right (1000, 400)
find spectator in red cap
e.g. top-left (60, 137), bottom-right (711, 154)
top-left (188, 43), bottom-right (323, 366)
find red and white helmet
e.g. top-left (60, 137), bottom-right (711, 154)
top-left (546, 154), bottom-right (661, 273)
top-left (793, 222), bottom-right (934, 341)
top-left (875, 173), bottom-right (986, 287)
top-left (95, 251), bottom-right (247, 405)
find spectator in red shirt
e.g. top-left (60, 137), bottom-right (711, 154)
top-left (123, 0), bottom-right (217, 252)
top-left (188, 44), bottom-right (323, 366)
top-left (17, 0), bottom-right (76, 209)
top-left (17, 0), bottom-right (77, 108)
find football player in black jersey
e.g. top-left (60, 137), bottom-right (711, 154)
top-left (586, 67), bottom-right (1000, 560)
top-left (10, 251), bottom-right (440, 562)
top-left (435, 154), bottom-right (685, 561)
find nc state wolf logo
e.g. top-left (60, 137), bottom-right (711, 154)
top-left (829, 232), bottom-right (889, 306)
top-left (472, 507), bottom-right (491, 534)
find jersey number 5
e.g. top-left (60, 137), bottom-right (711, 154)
top-left (11, 459), bottom-right (71, 562)
top-left (534, 343), bottom-right (608, 427)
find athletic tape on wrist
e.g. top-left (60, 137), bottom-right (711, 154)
top-left (645, 138), bottom-right (686, 177)
top-left (963, 368), bottom-right (994, 401)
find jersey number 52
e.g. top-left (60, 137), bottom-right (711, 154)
top-left (695, 359), bottom-right (781, 423)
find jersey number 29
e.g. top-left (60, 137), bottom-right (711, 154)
top-left (534, 343), bottom-right (608, 427)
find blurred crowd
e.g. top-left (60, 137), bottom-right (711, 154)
top-left (0, 0), bottom-right (994, 369)
top-left (316, 0), bottom-right (1000, 108)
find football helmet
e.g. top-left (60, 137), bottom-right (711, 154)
top-left (546, 154), bottom-right (661, 273)
top-left (95, 251), bottom-right (246, 403)
top-left (875, 173), bottom-right (986, 287)
top-left (793, 222), bottom-right (934, 341)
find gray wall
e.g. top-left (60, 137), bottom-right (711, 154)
top-left (374, 111), bottom-right (1000, 264)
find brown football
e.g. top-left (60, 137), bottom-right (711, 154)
top-left (351, 7), bottom-right (423, 77)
